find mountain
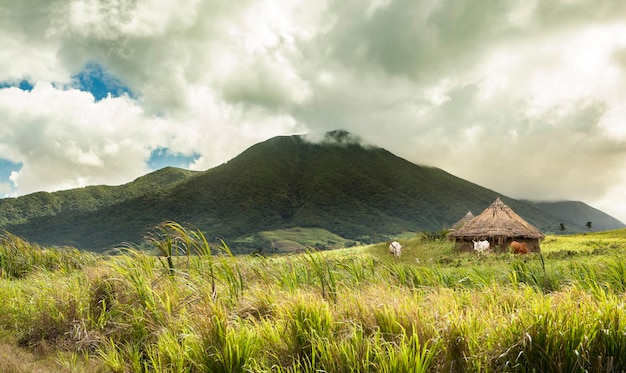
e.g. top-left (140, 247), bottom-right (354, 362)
top-left (529, 200), bottom-right (625, 232)
top-left (0, 131), bottom-right (622, 252)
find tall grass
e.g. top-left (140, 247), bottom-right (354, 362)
top-left (302, 249), bottom-right (338, 302)
top-left (0, 232), bottom-right (94, 279)
top-left (2, 227), bottom-right (626, 371)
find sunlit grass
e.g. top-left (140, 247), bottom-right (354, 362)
top-left (541, 229), bottom-right (626, 255)
top-left (2, 226), bottom-right (626, 371)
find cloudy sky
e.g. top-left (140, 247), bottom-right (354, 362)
top-left (2, 0), bottom-right (626, 222)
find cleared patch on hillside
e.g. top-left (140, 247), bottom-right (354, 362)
top-left (237, 227), bottom-right (357, 252)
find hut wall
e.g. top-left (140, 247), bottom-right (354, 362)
top-left (491, 236), bottom-right (508, 252)
top-left (454, 238), bottom-right (496, 252)
top-left (455, 240), bottom-right (474, 252)
top-left (455, 237), bottom-right (542, 253)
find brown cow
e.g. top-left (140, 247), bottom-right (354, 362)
top-left (510, 241), bottom-right (529, 254)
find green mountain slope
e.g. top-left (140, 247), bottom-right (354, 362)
top-left (530, 200), bottom-right (624, 232)
top-left (0, 167), bottom-right (199, 227)
top-left (0, 131), bottom-right (622, 251)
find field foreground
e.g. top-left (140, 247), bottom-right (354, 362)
top-left (2, 224), bottom-right (626, 372)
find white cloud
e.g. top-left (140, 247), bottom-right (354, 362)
top-left (2, 0), bottom-right (626, 223)
top-left (0, 0), bottom-right (312, 193)
top-left (0, 83), bottom-right (158, 194)
top-left (51, 0), bottom-right (325, 115)
top-left (595, 171), bottom-right (626, 225)
top-left (0, 181), bottom-right (12, 196)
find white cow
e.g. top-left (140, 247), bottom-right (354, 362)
top-left (472, 240), bottom-right (490, 254)
top-left (389, 241), bottom-right (403, 257)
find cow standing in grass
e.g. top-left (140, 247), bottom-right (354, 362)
top-left (389, 241), bottom-right (403, 257)
top-left (510, 241), bottom-right (529, 254)
top-left (472, 240), bottom-right (490, 254)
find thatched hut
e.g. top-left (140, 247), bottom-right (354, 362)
top-left (451, 211), bottom-right (474, 230)
top-left (448, 197), bottom-right (545, 252)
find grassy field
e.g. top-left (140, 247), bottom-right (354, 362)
top-left (2, 224), bottom-right (626, 372)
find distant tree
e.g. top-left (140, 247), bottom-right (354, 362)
top-left (559, 223), bottom-right (566, 232)
top-left (251, 247), bottom-right (265, 257)
top-left (585, 221), bottom-right (593, 230)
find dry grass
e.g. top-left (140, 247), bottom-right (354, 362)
top-left (0, 342), bottom-right (69, 373)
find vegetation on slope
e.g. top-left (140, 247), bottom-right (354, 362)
top-left (235, 227), bottom-right (356, 254)
top-left (0, 132), bottom-right (621, 251)
top-left (531, 200), bottom-right (625, 232)
top-left (0, 167), bottom-right (198, 226)
top-left (2, 225), bottom-right (626, 371)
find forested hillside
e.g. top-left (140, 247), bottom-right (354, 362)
top-left (0, 131), bottom-right (620, 252)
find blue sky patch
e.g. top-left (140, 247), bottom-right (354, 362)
top-left (0, 63), bottom-right (133, 102)
top-left (0, 158), bottom-right (23, 193)
top-left (147, 148), bottom-right (199, 170)
top-left (72, 62), bottom-right (134, 101)
top-left (0, 79), bottom-right (34, 91)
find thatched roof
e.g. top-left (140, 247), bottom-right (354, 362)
top-left (451, 211), bottom-right (474, 229)
top-left (448, 197), bottom-right (544, 239)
